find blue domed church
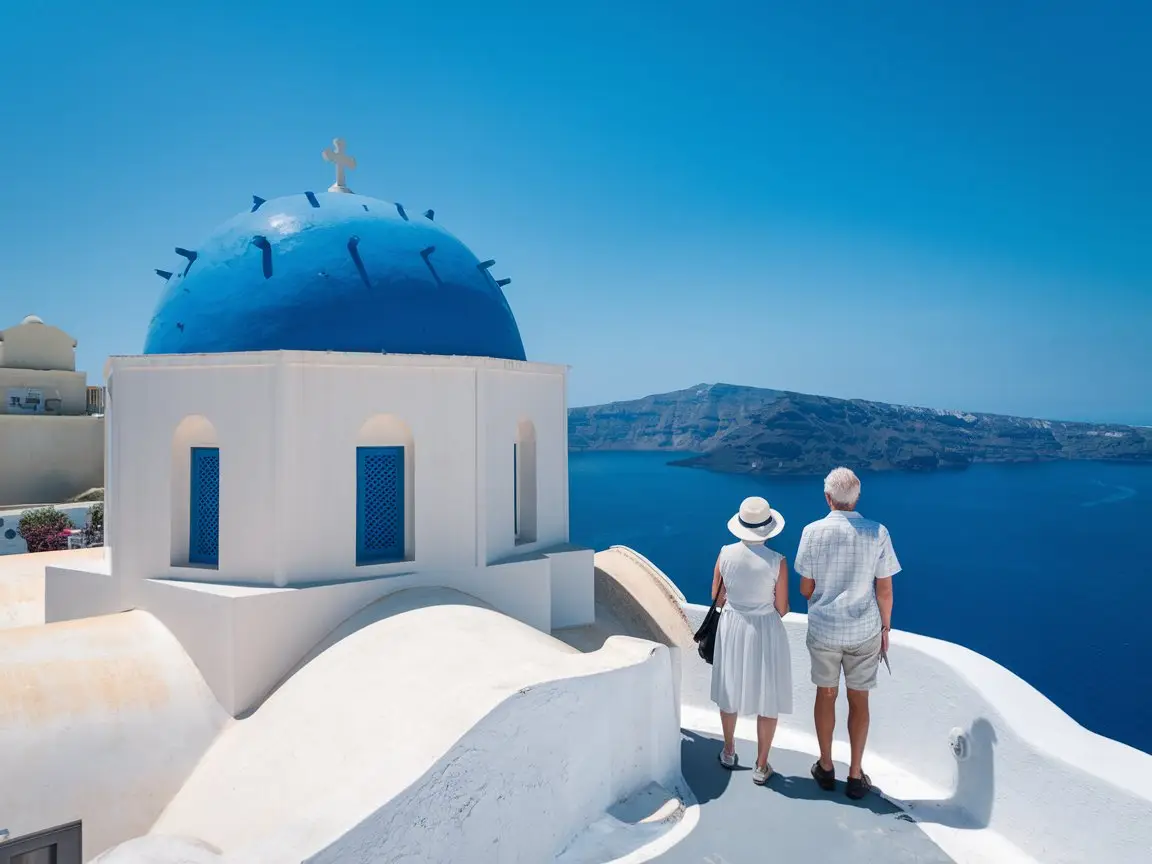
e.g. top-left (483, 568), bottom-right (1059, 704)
top-left (50, 141), bottom-right (594, 717)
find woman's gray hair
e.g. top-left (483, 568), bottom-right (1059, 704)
top-left (824, 466), bottom-right (861, 508)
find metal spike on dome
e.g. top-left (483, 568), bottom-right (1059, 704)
top-left (251, 235), bottom-right (273, 279)
top-left (478, 259), bottom-right (496, 271)
top-left (421, 246), bottom-right (443, 286)
top-left (155, 269), bottom-right (173, 281)
top-left (347, 236), bottom-right (371, 288)
top-left (395, 203), bottom-right (409, 221)
top-left (174, 247), bottom-right (198, 276)
top-left (251, 196), bottom-right (266, 212)
top-left (423, 209), bottom-right (435, 221)
top-left (496, 277), bottom-right (512, 288)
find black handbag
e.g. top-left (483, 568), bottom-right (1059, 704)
top-left (694, 597), bottom-right (722, 664)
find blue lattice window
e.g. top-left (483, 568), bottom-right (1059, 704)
top-left (189, 447), bottom-right (220, 566)
top-left (357, 446), bottom-right (405, 564)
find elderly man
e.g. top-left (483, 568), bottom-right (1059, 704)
top-left (795, 467), bottom-right (899, 800)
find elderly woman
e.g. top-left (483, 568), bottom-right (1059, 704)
top-left (711, 496), bottom-right (793, 784)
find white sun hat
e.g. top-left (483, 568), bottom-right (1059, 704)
top-left (727, 496), bottom-right (785, 542)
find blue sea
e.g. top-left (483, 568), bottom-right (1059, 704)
top-left (569, 452), bottom-right (1152, 755)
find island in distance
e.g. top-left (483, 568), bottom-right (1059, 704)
top-left (568, 383), bottom-right (1152, 475)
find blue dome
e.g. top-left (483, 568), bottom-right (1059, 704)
top-left (143, 191), bottom-right (526, 361)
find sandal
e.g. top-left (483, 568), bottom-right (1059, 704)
top-left (845, 772), bottom-right (872, 800)
top-left (810, 760), bottom-right (836, 791)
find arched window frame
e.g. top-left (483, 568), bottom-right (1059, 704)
top-left (355, 414), bottom-right (415, 565)
top-left (171, 415), bottom-right (220, 569)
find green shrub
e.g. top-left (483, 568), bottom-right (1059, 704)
top-left (84, 503), bottom-right (104, 546)
top-left (18, 506), bottom-right (73, 553)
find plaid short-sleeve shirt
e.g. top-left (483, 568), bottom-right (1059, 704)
top-left (794, 511), bottom-right (901, 647)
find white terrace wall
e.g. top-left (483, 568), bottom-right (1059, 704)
top-left (0, 415), bottom-right (104, 507)
top-left (682, 604), bottom-right (1152, 864)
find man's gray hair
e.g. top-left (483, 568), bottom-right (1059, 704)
top-left (824, 466), bottom-right (861, 508)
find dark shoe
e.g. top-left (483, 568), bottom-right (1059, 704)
top-left (845, 773), bottom-right (872, 800)
top-left (810, 760), bottom-right (836, 791)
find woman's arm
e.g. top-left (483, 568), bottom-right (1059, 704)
top-left (775, 558), bottom-right (790, 617)
top-left (711, 558), bottom-right (726, 606)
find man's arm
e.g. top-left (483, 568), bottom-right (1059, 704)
top-left (875, 575), bottom-right (893, 632)
top-left (796, 528), bottom-right (815, 599)
top-left (875, 526), bottom-right (898, 650)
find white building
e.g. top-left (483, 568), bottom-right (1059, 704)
top-left (0, 315), bottom-right (104, 507)
top-left (48, 145), bottom-right (600, 717)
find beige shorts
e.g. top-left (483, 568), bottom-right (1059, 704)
top-left (807, 630), bottom-right (882, 691)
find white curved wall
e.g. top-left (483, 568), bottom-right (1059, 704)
top-left (681, 603), bottom-right (1152, 864)
top-left (0, 610), bottom-right (230, 861)
top-left (150, 588), bottom-right (680, 863)
top-left (307, 646), bottom-right (679, 864)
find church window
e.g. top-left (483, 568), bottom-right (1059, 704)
top-left (515, 420), bottom-right (537, 544)
top-left (188, 447), bottom-right (220, 566)
top-left (356, 446), bottom-right (405, 565)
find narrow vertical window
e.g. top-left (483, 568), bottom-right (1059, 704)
top-left (513, 442), bottom-right (520, 539)
top-left (357, 445), bottom-right (405, 564)
top-left (189, 446), bottom-right (220, 566)
top-left (515, 420), bottom-right (537, 545)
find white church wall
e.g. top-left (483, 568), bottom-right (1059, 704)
top-left (0, 610), bottom-right (230, 862)
top-left (276, 356), bottom-right (478, 584)
top-left (110, 359), bottom-right (278, 585)
top-left (481, 364), bottom-right (569, 564)
top-left (108, 352), bottom-right (572, 591)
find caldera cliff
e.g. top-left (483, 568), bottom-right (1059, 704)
top-left (567, 383), bottom-right (1152, 475)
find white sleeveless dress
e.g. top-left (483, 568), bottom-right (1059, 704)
top-left (710, 541), bottom-right (794, 717)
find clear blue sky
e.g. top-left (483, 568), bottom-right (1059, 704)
top-left (1, 1), bottom-right (1149, 423)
